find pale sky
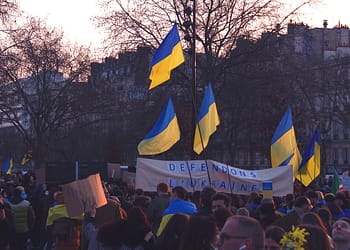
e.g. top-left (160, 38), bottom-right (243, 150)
top-left (17, 0), bottom-right (350, 50)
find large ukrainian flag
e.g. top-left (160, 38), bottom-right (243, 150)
top-left (138, 97), bottom-right (180, 155)
top-left (193, 82), bottom-right (220, 155)
top-left (3, 154), bottom-right (13, 174)
top-left (271, 107), bottom-right (301, 176)
top-left (149, 24), bottom-right (184, 90)
top-left (296, 128), bottom-right (320, 186)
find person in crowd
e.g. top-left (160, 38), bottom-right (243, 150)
top-left (157, 186), bottom-right (196, 236)
top-left (121, 206), bottom-right (155, 250)
top-left (301, 212), bottom-right (333, 247)
top-left (8, 185), bottom-right (35, 250)
top-left (236, 207), bottom-right (250, 217)
top-left (273, 196), bottom-right (313, 231)
top-left (331, 217), bottom-right (350, 250)
top-left (256, 200), bottom-right (281, 229)
top-left (155, 213), bottom-right (189, 250)
top-left (45, 191), bottom-right (82, 250)
top-left (146, 182), bottom-right (170, 234)
top-left (299, 224), bottom-right (331, 250)
top-left (196, 186), bottom-right (216, 216)
top-left (0, 195), bottom-right (14, 250)
top-left (212, 207), bottom-right (233, 231)
top-left (179, 216), bottom-right (218, 250)
top-left (211, 192), bottom-right (231, 214)
top-left (306, 190), bottom-right (324, 211)
top-left (132, 190), bottom-right (151, 213)
top-left (317, 207), bottom-right (333, 235)
top-left (218, 215), bottom-right (265, 250)
top-left (244, 192), bottom-right (261, 216)
top-left (324, 192), bottom-right (346, 221)
top-left (264, 225), bottom-right (285, 250)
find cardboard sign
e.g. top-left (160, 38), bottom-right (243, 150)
top-left (62, 173), bottom-right (107, 217)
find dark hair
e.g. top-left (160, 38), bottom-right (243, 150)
top-left (179, 216), bottom-right (217, 250)
top-left (306, 190), bottom-right (318, 199)
top-left (172, 186), bottom-right (188, 200)
top-left (300, 224), bottom-right (331, 250)
top-left (265, 225), bottom-right (285, 245)
top-left (212, 207), bottom-right (233, 230)
top-left (200, 186), bottom-right (216, 208)
top-left (156, 213), bottom-right (189, 250)
top-left (301, 212), bottom-right (327, 232)
top-left (294, 196), bottom-right (310, 208)
top-left (157, 182), bottom-right (170, 193)
top-left (212, 192), bottom-right (231, 207)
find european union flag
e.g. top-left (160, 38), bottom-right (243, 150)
top-left (149, 24), bottom-right (185, 90)
top-left (3, 154), bottom-right (13, 174)
top-left (138, 97), bottom-right (180, 155)
top-left (193, 82), bottom-right (220, 155)
top-left (296, 128), bottom-right (321, 186)
top-left (271, 107), bottom-right (301, 176)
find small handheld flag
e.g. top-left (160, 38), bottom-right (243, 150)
top-left (193, 82), bottom-right (220, 155)
top-left (21, 150), bottom-right (33, 165)
top-left (3, 154), bottom-right (13, 174)
top-left (138, 97), bottom-right (180, 155)
top-left (149, 24), bottom-right (185, 90)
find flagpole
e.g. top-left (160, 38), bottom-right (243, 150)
top-left (186, 0), bottom-right (212, 186)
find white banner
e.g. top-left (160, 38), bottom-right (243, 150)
top-left (342, 175), bottom-right (350, 191)
top-left (135, 158), bottom-right (293, 196)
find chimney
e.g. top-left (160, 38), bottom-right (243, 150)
top-left (323, 20), bottom-right (328, 28)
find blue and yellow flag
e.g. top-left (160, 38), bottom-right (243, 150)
top-left (271, 107), bottom-right (301, 176)
top-left (3, 154), bottom-right (13, 174)
top-left (193, 82), bottom-right (220, 155)
top-left (21, 150), bottom-right (32, 165)
top-left (296, 128), bottom-right (320, 186)
top-left (149, 24), bottom-right (185, 90)
top-left (138, 97), bottom-right (180, 155)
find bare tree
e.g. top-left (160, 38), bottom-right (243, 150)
top-left (0, 17), bottom-right (94, 168)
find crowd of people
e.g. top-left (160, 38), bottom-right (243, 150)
top-left (0, 170), bottom-right (350, 250)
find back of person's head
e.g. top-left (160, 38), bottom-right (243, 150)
top-left (236, 207), bottom-right (250, 216)
top-left (157, 213), bottom-right (189, 250)
top-left (212, 207), bottom-right (233, 230)
top-left (220, 215), bottom-right (265, 250)
top-left (172, 186), bottom-right (187, 200)
top-left (157, 182), bottom-right (170, 193)
top-left (294, 196), bottom-right (310, 208)
top-left (134, 188), bottom-right (144, 196)
top-left (200, 186), bottom-right (216, 208)
top-left (212, 192), bottom-right (231, 206)
top-left (317, 207), bottom-right (332, 223)
top-left (300, 224), bottom-right (331, 250)
top-left (265, 225), bottom-right (285, 249)
top-left (306, 190), bottom-right (318, 200)
top-left (127, 206), bottom-right (150, 227)
top-left (301, 212), bottom-right (327, 232)
top-left (179, 216), bottom-right (217, 250)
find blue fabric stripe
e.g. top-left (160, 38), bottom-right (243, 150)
top-left (271, 107), bottom-right (293, 144)
top-left (144, 97), bottom-right (176, 139)
top-left (150, 24), bottom-right (181, 67)
top-left (197, 82), bottom-right (215, 122)
top-left (298, 128), bottom-right (320, 170)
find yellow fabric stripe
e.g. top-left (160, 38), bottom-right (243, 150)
top-left (138, 117), bottom-right (180, 155)
top-left (193, 103), bottom-right (220, 154)
top-left (270, 128), bottom-right (297, 167)
top-left (149, 43), bottom-right (184, 89)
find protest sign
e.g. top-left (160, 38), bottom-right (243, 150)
top-left (62, 173), bottom-right (107, 217)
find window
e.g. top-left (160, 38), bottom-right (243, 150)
top-left (333, 148), bottom-right (338, 164)
top-left (343, 148), bottom-right (349, 164)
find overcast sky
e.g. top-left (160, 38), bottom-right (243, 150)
top-left (17, 0), bottom-right (350, 49)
